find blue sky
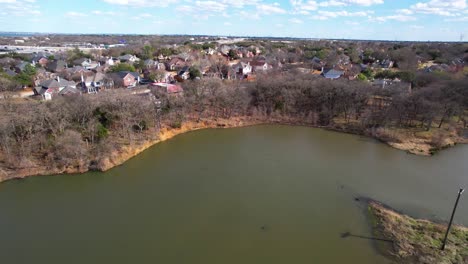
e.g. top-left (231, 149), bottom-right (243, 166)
top-left (0, 0), bottom-right (467, 41)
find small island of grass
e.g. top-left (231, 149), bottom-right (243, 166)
top-left (369, 201), bottom-right (468, 264)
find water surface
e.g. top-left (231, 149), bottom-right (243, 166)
top-left (1, 125), bottom-right (467, 264)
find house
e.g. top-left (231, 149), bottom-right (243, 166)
top-left (98, 57), bottom-right (117, 67)
top-left (158, 54), bottom-right (169, 61)
top-left (144, 59), bottom-right (165, 69)
top-left (177, 66), bottom-right (190, 80)
top-left (144, 59), bottom-right (157, 68)
top-left (46, 60), bottom-right (68, 73)
top-left (109, 71), bottom-right (140, 88)
top-left (177, 53), bottom-right (192, 62)
top-left (73, 58), bottom-right (99, 70)
top-left (322, 69), bottom-right (344, 79)
top-left (14, 61), bottom-right (30, 73)
top-left (380, 59), bottom-right (394, 69)
top-left (58, 86), bottom-right (81, 96)
top-left (337, 54), bottom-right (351, 65)
top-left (372, 79), bottom-right (392, 89)
top-left (372, 79), bottom-right (410, 91)
top-left (118, 54), bottom-right (140, 63)
top-left (245, 51), bottom-right (255, 58)
top-left (425, 64), bottom-right (450, 73)
top-left (34, 77), bottom-right (76, 100)
top-left (205, 48), bottom-right (216, 55)
top-left (311, 57), bottom-right (323, 65)
top-left (80, 72), bottom-right (108, 93)
top-left (219, 45), bottom-right (233, 56)
top-left (32, 55), bottom-right (49, 67)
top-left (66, 65), bottom-right (88, 75)
top-left (156, 62), bottom-right (166, 70)
top-left (250, 61), bottom-right (272, 72)
top-left (165, 57), bottom-right (186, 71)
top-left (72, 58), bottom-right (89, 66)
top-left (234, 62), bottom-right (252, 76)
top-left (33, 68), bottom-right (51, 85)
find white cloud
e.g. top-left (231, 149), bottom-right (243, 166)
top-left (291, 0), bottom-right (382, 13)
top-left (316, 10), bottom-right (373, 19)
top-left (66, 11), bottom-right (88, 17)
top-left (194, 1), bottom-right (228, 12)
top-left (289, 18), bottom-right (304, 23)
top-left (102, 0), bottom-right (177, 7)
top-left (317, 0), bottom-right (383, 6)
top-left (342, 0), bottom-right (383, 5)
top-left (373, 14), bottom-right (417, 22)
top-left (238, 10), bottom-right (260, 20)
top-left (397, 9), bottom-right (414, 15)
top-left (318, 0), bottom-right (346, 7)
top-left (2, 0), bottom-right (41, 16)
top-left (290, 0), bottom-right (319, 12)
top-left (444, 16), bottom-right (468, 21)
top-left (224, 22), bottom-right (232, 26)
top-left (411, 0), bottom-right (466, 16)
top-left (311, 15), bottom-right (329, 20)
top-left (257, 3), bottom-right (287, 14)
top-left (92, 10), bottom-right (116, 15)
top-left (222, 0), bottom-right (261, 8)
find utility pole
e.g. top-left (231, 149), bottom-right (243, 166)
top-left (441, 188), bottom-right (464, 251)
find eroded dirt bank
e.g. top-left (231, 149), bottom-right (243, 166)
top-left (0, 116), bottom-right (465, 183)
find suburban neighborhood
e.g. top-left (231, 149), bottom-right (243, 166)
top-left (1, 35), bottom-right (466, 101)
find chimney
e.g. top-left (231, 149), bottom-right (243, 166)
top-left (57, 76), bottom-right (60, 83)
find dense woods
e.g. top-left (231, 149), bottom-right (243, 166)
top-left (1, 72), bottom-right (466, 175)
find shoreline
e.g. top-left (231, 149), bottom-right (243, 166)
top-left (0, 116), bottom-right (466, 183)
top-left (368, 200), bottom-right (468, 264)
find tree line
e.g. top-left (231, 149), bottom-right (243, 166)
top-left (0, 73), bottom-right (467, 172)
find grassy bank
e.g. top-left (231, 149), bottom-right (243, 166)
top-left (368, 201), bottom-right (468, 264)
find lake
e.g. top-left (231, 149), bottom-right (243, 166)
top-left (1, 125), bottom-right (467, 263)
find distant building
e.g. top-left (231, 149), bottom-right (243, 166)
top-left (109, 71), bottom-right (140, 88)
top-left (322, 69), bottom-right (344, 79)
top-left (34, 77), bottom-right (76, 100)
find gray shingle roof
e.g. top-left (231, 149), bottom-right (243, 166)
top-left (323, 69), bottom-right (344, 79)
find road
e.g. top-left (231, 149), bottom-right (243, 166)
top-left (0, 45), bottom-right (105, 54)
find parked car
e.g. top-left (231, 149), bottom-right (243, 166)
top-left (139, 79), bottom-right (154, 85)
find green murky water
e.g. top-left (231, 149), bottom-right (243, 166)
top-left (1, 125), bottom-right (467, 263)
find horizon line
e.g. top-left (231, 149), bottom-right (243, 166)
top-left (0, 31), bottom-right (466, 44)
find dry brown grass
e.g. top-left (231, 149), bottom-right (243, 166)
top-left (369, 201), bottom-right (468, 264)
